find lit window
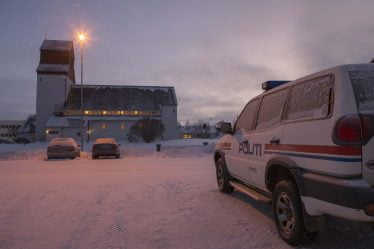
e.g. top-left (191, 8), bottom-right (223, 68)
top-left (102, 110), bottom-right (107, 115)
top-left (84, 110), bottom-right (89, 115)
top-left (120, 111), bottom-right (125, 115)
top-left (134, 110), bottom-right (139, 115)
top-left (101, 122), bottom-right (106, 130)
top-left (120, 121), bottom-right (125, 130)
top-left (183, 134), bottom-right (192, 139)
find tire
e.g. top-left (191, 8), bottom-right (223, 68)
top-left (116, 154), bottom-right (120, 159)
top-left (273, 180), bottom-right (318, 246)
top-left (92, 156), bottom-right (97, 160)
top-left (215, 157), bottom-right (234, 193)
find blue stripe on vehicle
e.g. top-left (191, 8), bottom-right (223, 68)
top-left (264, 151), bottom-right (362, 162)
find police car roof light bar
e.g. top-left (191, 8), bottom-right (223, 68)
top-left (262, 80), bottom-right (290, 91)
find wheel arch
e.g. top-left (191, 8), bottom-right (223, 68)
top-left (265, 156), bottom-right (305, 194)
top-left (213, 150), bottom-right (225, 165)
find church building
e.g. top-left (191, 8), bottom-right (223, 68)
top-left (35, 39), bottom-right (178, 142)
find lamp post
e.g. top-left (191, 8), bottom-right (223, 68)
top-left (77, 33), bottom-right (86, 151)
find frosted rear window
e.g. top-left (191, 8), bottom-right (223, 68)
top-left (285, 75), bottom-right (332, 121)
top-left (349, 70), bottom-right (374, 113)
top-left (256, 89), bottom-right (288, 130)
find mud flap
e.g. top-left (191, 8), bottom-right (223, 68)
top-left (302, 203), bottom-right (327, 232)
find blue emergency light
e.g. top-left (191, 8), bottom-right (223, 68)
top-left (262, 80), bottom-right (290, 91)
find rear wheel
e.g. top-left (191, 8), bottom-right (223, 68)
top-left (273, 180), bottom-right (318, 246)
top-left (216, 157), bottom-right (234, 193)
top-left (92, 156), bottom-right (97, 160)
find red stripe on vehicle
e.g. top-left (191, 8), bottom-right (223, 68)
top-left (264, 144), bottom-right (361, 156)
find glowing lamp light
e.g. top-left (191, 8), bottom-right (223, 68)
top-left (78, 34), bottom-right (86, 41)
top-left (102, 110), bottom-right (107, 115)
top-left (134, 110), bottom-right (139, 115)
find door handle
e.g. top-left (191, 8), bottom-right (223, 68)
top-left (270, 137), bottom-right (280, 144)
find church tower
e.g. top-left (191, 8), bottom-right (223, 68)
top-left (35, 40), bottom-right (76, 140)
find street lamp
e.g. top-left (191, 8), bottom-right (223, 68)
top-left (76, 32), bottom-right (88, 151)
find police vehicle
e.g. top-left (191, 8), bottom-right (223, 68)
top-left (214, 64), bottom-right (374, 245)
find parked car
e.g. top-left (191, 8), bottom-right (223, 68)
top-left (92, 138), bottom-right (120, 159)
top-left (47, 138), bottom-right (80, 160)
top-left (214, 64), bottom-right (374, 246)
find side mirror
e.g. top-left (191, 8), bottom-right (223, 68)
top-left (216, 122), bottom-right (232, 134)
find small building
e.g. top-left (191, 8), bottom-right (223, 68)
top-left (35, 39), bottom-right (178, 142)
top-left (0, 120), bottom-right (24, 141)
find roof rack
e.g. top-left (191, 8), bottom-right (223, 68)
top-left (261, 80), bottom-right (290, 91)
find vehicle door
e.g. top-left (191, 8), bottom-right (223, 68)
top-left (224, 98), bottom-right (260, 183)
top-left (245, 88), bottom-right (289, 189)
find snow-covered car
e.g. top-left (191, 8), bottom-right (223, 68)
top-left (214, 63), bottom-right (374, 246)
top-left (47, 138), bottom-right (80, 160)
top-left (92, 138), bottom-right (120, 159)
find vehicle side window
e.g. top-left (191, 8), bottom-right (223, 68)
top-left (285, 75), bottom-right (332, 121)
top-left (256, 89), bottom-right (288, 130)
top-left (235, 98), bottom-right (259, 134)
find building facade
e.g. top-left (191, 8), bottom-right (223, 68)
top-left (0, 121), bottom-right (24, 141)
top-left (35, 39), bottom-right (178, 142)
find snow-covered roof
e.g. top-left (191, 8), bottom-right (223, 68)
top-left (40, 40), bottom-right (73, 51)
top-left (36, 64), bottom-right (69, 74)
top-left (65, 85), bottom-right (177, 111)
top-left (46, 116), bottom-right (87, 128)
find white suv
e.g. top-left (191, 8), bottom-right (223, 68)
top-left (214, 63), bottom-right (374, 246)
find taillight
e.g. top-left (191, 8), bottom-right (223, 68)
top-left (361, 115), bottom-right (374, 144)
top-left (334, 115), bottom-right (374, 145)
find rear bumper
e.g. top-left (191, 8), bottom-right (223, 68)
top-left (295, 170), bottom-right (374, 221)
top-left (47, 151), bottom-right (77, 158)
top-left (92, 149), bottom-right (118, 157)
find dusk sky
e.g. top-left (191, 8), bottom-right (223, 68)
top-left (1, 0), bottom-right (374, 124)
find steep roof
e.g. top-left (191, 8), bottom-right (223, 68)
top-left (64, 85), bottom-right (177, 111)
top-left (37, 39), bottom-right (75, 82)
top-left (40, 40), bottom-right (73, 51)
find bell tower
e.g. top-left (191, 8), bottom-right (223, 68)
top-left (35, 39), bottom-right (76, 140)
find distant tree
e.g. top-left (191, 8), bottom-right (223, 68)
top-left (127, 118), bottom-right (165, 143)
top-left (191, 120), bottom-right (211, 138)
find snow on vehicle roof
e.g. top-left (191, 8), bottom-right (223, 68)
top-left (94, 138), bottom-right (116, 144)
top-left (49, 138), bottom-right (77, 146)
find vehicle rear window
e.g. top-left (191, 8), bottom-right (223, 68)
top-left (349, 70), bottom-right (374, 112)
top-left (256, 88), bottom-right (288, 130)
top-left (235, 98), bottom-right (259, 133)
top-left (285, 75), bottom-right (332, 121)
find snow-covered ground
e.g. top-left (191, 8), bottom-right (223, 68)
top-left (0, 139), bottom-right (373, 249)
